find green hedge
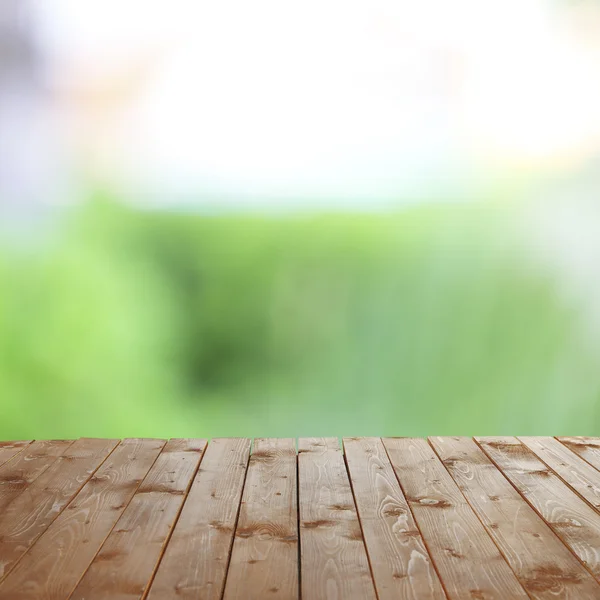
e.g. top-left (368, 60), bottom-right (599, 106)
top-left (1, 199), bottom-right (598, 438)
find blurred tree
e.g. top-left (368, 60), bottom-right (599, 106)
top-left (1, 198), bottom-right (599, 438)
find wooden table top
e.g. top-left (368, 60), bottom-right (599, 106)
top-left (0, 437), bottom-right (600, 599)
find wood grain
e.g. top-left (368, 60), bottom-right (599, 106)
top-left (0, 436), bottom-right (599, 599)
top-left (557, 437), bottom-right (600, 473)
top-left (343, 437), bottom-right (445, 600)
top-left (0, 438), bottom-right (165, 600)
top-left (520, 436), bottom-right (600, 512)
top-left (69, 438), bottom-right (206, 600)
top-left (477, 436), bottom-right (600, 581)
top-left (0, 440), bottom-right (74, 512)
top-left (298, 438), bottom-right (340, 452)
top-left (299, 437), bottom-right (376, 600)
top-left (430, 436), bottom-right (600, 599)
top-left (223, 438), bottom-right (298, 600)
top-left (0, 438), bottom-right (117, 581)
top-left (0, 441), bottom-right (32, 469)
top-left (384, 437), bottom-right (528, 599)
top-left (147, 438), bottom-right (251, 600)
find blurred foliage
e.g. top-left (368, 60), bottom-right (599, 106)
top-left (1, 197), bottom-right (599, 439)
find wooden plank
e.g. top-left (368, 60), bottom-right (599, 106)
top-left (0, 438), bottom-right (165, 600)
top-left (0, 440), bottom-right (74, 511)
top-left (0, 438), bottom-right (117, 581)
top-left (147, 438), bottom-right (251, 600)
top-left (430, 436), bottom-right (600, 599)
top-left (70, 438), bottom-right (206, 600)
top-left (298, 437), bottom-right (376, 600)
top-left (477, 436), bottom-right (600, 581)
top-left (557, 437), bottom-right (600, 472)
top-left (520, 436), bottom-right (600, 512)
top-left (383, 437), bottom-right (528, 600)
top-left (223, 438), bottom-right (298, 600)
top-left (298, 438), bottom-right (340, 452)
top-left (343, 437), bottom-right (445, 600)
top-left (0, 441), bottom-right (32, 469)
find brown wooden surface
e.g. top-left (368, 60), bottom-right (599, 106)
top-left (430, 436), bottom-right (600, 599)
top-left (558, 437), bottom-right (600, 471)
top-left (0, 438), bottom-right (165, 600)
top-left (0, 440), bottom-right (74, 514)
top-left (477, 436), bottom-right (600, 581)
top-left (344, 437), bottom-right (445, 599)
top-left (0, 441), bottom-right (31, 469)
top-left (2, 436), bottom-right (600, 599)
top-left (299, 437), bottom-right (376, 600)
top-left (147, 437), bottom-right (251, 600)
top-left (384, 437), bottom-right (528, 599)
top-left (520, 436), bottom-right (600, 512)
top-left (223, 438), bottom-right (299, 600)
top-left (0, 438), bottom-right (117, 581)
top-left (70, 438), bottom-right (206, 600)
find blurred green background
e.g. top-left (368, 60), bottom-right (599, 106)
top-left (2, 1), bottom-right (600, 439)
top-left (2, 197), bottom-right (599, 439)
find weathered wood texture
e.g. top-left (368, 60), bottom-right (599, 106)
top-left (0, 438), bottom-right (118, 581)
top-left (384, 437), bottom-right (528, 599)
top-left (0, 441), bottom-right (31, 469)
top-left (223, 438), bottom-right (299, 600)
top-left (477, 436), bottom-right (600, 581)
top-left (520, 436), bottom-right (600, 512)
top-left (558, 437), bottom-right (600, 471)
top-left (299, 437), bottom-right (376, 600)
top-left (1, 436), bottom-right (600, 599)
top-left (0, 440), bottom-right (74, 514)
top-left (147, 437), bottom-right (251, 600)
top-left (344, 437), bottom-right (445, 600)
top-left (70, 438), bottom-right (206, 600)
top-left (0, 438), bottom-right (165, 600)
top-left (430, 436), bottom-right (600, 599)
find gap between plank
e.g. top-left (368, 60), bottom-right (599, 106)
top-left (554, 436), bottom-right (600, 474)
top-left (218, 441), bottom-right (253, 600)
top-left (1, 438), bottom-right (120, 585)
top-left (472, 436), bottom-right (600, 585)
top-left (341, 440), bottom-right (380, 600)
top-left (379, 438), bottom-right (449, 600)
top-left (0, 440), bottom-right (34, 470)
top-left (427, 437), bottom-right (552, 599)
top-left (296, 442), bottom-right (302, 600)
top-left (518, 437), bottom-right (600, 515)
top-left (141, 440), bottom-right (208, 600)
top-left (65, 439), bottom-right (168, 600)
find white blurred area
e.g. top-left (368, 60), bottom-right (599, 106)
top-left (1, 0), bottom-right (600, 212)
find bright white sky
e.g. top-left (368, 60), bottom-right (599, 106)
top-left (31, 0), bottom-right (600, 207)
